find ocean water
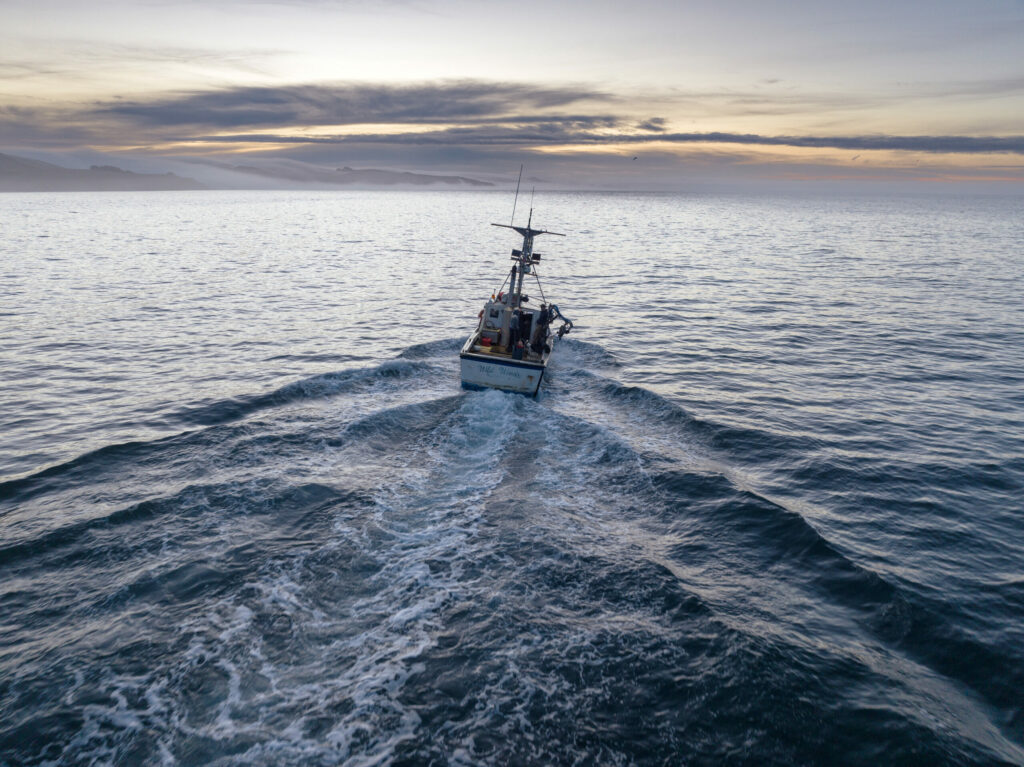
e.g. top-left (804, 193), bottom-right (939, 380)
top-left (1, 189), bottom-right (1023, 766)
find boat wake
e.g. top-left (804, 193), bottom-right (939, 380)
top-left (2, 338), bottom-right (1022, 766)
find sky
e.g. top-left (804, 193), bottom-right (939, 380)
top-left (2, 0), bottom-right (1023, 190)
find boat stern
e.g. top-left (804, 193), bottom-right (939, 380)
top-left (459, 337), bottom-right (546, 396)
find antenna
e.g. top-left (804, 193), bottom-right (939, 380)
top-left (510, 164), bottom-right (523, 226)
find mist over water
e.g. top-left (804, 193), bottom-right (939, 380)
top-left (2, 190), bottom-right (1023, 765)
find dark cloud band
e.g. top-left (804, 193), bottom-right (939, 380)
top-left (4, 80), bottom-right (1023, 158)
top-left (91, 81), bottom-right (1024, 155)
top-left (184, 128), bottom-right (1024, 155)
top-left (94, 81), bottom-right (612, 128)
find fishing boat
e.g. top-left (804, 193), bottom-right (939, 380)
top-left (459, 210), bottom-right (573, 396)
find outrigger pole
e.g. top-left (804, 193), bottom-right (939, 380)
top-left (510, 164), bottom-right (523, 227)
top-left (491, 217), bottom-right (564, 308)
top-left (493, 166), bottom-right (564, 309)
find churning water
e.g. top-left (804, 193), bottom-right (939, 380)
top-left (1, 190), bottom-right (1023, 765)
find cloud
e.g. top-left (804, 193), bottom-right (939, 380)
top-left (657, 132), bottom-right (1024, 154)
top-left (3, 79), bottom-right (1024, 179)
top-left (635, 118), bottom-right (667, 132)
top-left (180, 126), bottom-right (1024, 155)
top-left (0, 40), bottom-right (286, 84)
top-left (920, 75), bottom-right (1024, 99)
top-left (78, 80), bottom-right (1024, 155)
top-left (94, 81), bottom-right (613, 129)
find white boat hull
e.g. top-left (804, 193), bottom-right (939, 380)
top-left (460, 340), bottom-right (547, 396)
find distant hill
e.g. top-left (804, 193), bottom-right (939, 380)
top-left (0, 152), bottom-right (494, 191)
top-left (0, 153), bottom-right (205, 192)
top-left (192, 159), bottom-right (494, 188)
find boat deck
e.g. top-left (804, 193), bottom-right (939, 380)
top-left (468, 341), bottom-right (544, 364)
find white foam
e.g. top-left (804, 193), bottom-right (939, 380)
top-left (38, 381), bottom-right (666, 765)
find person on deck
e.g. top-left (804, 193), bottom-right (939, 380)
top-left (509, 309), bottom-right (521, 351)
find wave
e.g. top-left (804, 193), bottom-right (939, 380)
top-left (550, 337), bottom-right (621, 369)
top-left (551, 365), bottom-right (1024, 750)
top-left (397, 337), bottom-right (463, 359)
top-left (651, 465), bottom-right (1024, 751)
top-left (0, 358), bottom-right (450, 505)
top-left (0, 479), bottom-right (366, 571)
top-left (0, 390), bottom-right (468, 569)
top-left (172, 358), bottom-right (438, 427)
top-left (0, 436), bottom-right (179, 506)
top-left (4, 336), bottom-right (1023, 763)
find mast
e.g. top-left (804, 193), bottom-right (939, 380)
top-left (491, 208), bottom-right (564, 308)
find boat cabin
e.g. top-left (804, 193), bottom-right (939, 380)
top-left (472, 293), bottom-right (553, 361)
